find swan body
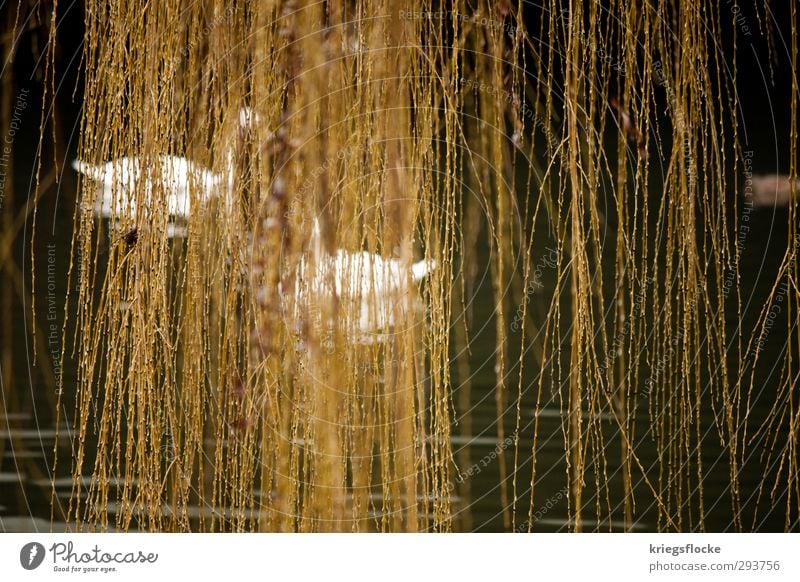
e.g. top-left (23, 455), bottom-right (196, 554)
top-left (73, 109), bottom-right (254, 236)
top-left (289, 247), bottom-right (437, 342)
top-left (72, 155), bottom-right (224, 223)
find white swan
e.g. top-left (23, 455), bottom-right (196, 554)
top-left (72, 108), bottom-right (256, 236)
top-left (72, 155), bottom-right (224, 222)
top-left (283, 221), bottom-right (437, 342)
